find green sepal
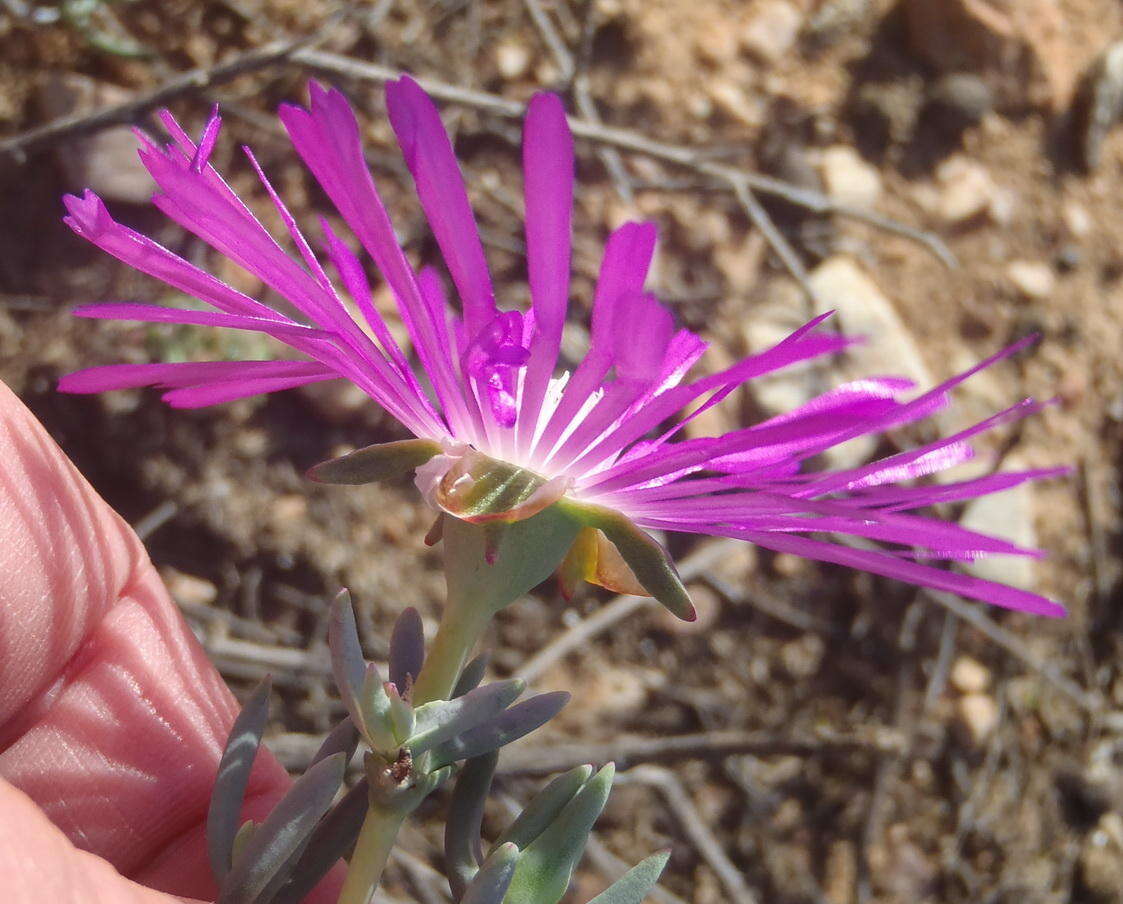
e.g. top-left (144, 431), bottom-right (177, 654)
top-left (443, 510), bottom-right (581, 616)
top-left (307, 438), bottom-right (443, 485)
top-left (586, 851), bottom-right (672, 904)
top-left (501, 764), bottom-right (616, 904)
top-left (449, 458), bottom-right (549, 520)
top-left (558, 502), bottom-right (696, 621)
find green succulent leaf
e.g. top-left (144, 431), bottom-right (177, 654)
top-left (453, 653), bottom-right (491, 699)
top-left (207, 676), bottom-right (271, 883)
top-left (431, 692), bottom-right (570, 770)
top-left (217, 753), bottom-right (346, 904)
top-left (307, 438), bottom-right (442, 485)
top-left (309, 718), bottom-right (360, 768)
top-left (269, 779), bottom-right (369, 904)
top-left (329, 590), bottom-right (368, 734)
top-left (493, 765), bottom-right (594, 853)
top-left (585, 851), bottom-right (672, 904)
top-left (409, 679), bottom-right (525, 756)
top-left (389, 607), bottom-right (426, 692)
top-left (462, 842), bottom-right (521, 904)
top-left (501, 764), bottom-right (616, 904)
top-left (359, 663), bottom-right (398, 753)
top-left (445, 751), bottom-right (499, 899)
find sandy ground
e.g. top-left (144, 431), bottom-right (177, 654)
top-left (3, 1), bottom-right (1123, 901)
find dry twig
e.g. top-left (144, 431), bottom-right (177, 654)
top-left (623, 765), bottom-right (758, 904)
top-left (497, 727), bottom-right (906, 777)
top-left (924, 590), bottom-right (1102, 713)
top-left (290, 50), bottom-right (956, 273)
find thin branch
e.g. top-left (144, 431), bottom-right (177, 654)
top-left (290, 50), bottom-right (955, 268)
top-left (0, 32), bottom-right (332, 162)
top-left (624, 765), bottom-right (758, 904)
top-left (923, 590), bottom-right (1102, 713)
top-left (496, 726), bottom-right (906, 777)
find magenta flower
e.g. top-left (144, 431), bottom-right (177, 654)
top-left (60, 77), bottom-right (1065, 619)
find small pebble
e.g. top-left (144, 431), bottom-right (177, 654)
top-left (929, 72), bottom-right (994, 125)
top-left (935, 156), bottom-right (996, 224)
top-left (1079, 40), bottom-right (1123, 171)
top-left (950, 655), bottom-right (991, 694)
top-left (819, 145), bottom-right (882, 207)
top-left (1063, 201), bottom-right (1093, 237)
top-left (1079, 813), bottom-right (1123, 902)
top-left (1057, 244), bottom-right (1082, 272)
top-left (741, 0), bottom-right (803, 63)
top-left (780, 634), bottom-right (825, 680)
top-left (162, 567), bottom-right (218, 606)
top-left (495, 40), bottom-right (531, 79)
top-left (1007, 260), bottom-right (1057, 299)
top-left (957, 692), bottom-right (1000, 745)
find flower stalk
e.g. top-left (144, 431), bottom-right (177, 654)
top-left (415, 512), bottom-right (579, 704)
top-left (336, 804), bottom-right (406, 904)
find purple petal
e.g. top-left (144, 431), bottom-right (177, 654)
top-left (529, 222), bottom-right (659, 462)
top-left (516, 93), bottom-right (575, 451)
top-left (59, 359), bottom-right (333, 393)
top-left (280, 84), bottom-right (480, 442)
top-left (63, 191), bottom-right (281, 321)
top-left (73, 303), bottom-right (326, 341)
top-left (385, 76), bottom-right (497, 339)
top-left (718, 529), bottom-right (1065, 617)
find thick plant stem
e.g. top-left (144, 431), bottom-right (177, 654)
top-left (337, 804), bottom-right (407, 904)
top-left (412, 587), bottom-right (493, 704)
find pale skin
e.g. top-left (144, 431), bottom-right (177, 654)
top-left (0, 382), bottom-right (342, 903)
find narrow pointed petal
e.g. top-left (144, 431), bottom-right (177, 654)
top-left (385, 75), bottom-right (497, 338)
top-left (516, 93), bottom-right (575, 452)
top-left (734, 529), bottom-right (1065, 617)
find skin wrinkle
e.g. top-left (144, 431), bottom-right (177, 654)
top-left (0, 383), bottom-right (341, 901)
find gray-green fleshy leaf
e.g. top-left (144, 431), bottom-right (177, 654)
top-left (329, 590), bottom-right (367, 732)
top-left (217, 753), bottom-right (346, 904)
top-left (445, 752), bottom-right (499, 899)
top-left (207, 676), bottom-right (271, 883)
top-left (431, 692), bottom-right (570, 769)
top-left (359, 662), bottom-right (397, 752)
top-left (559, 502), bottom-right (695, 621)
top-left (389, 607), bottom-right (425, 692)
top-left (461, 842), bottom-right (521, 904)
top-left (310, 718), bottom-right (360, 768)
top-left (409, 679), bottom-right (525, 756)
top-left (493, 765), bottom-right (594, 853)
top-left (453, 653), bottom-right (491, 699)
top-left (307, 438), bottom-right (442, 485)
top-left (501, 764), bottom-right (616, 904)
top-left (386, 681), bottom-right (415, 743)
top-left (585, 851), bottom-right (672, 904)
top-left (443, 511), bottom-right (580, 616)
top-left (269, 778), bottom-right (369, 904)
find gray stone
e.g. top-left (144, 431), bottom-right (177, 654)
top-left (39, 73), bottom-right (154, 204)
top-left (959, 478), bottom-right (1038, 590)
